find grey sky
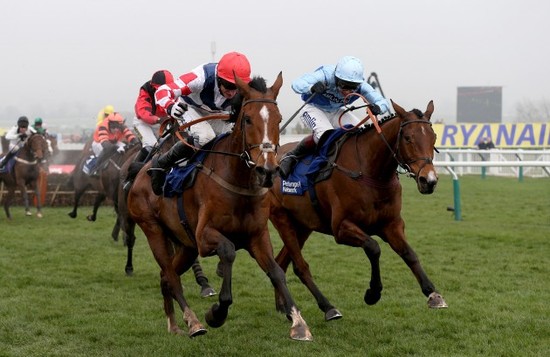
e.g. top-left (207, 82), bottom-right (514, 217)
top-left (1, 0), bottom-right (549, 130)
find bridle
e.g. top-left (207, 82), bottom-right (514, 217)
top-left (181, 98), bottom-right (279, 168)
top-left (238, 98), bottom-right (279, 168)
top-left (338, 92), bottom-right (436, 180)
top-left (15, 134), bottom-right (47, 166)
top-left (392, 119), bottom-right (437, 179)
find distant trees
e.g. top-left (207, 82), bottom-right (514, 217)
top-left (515, 98), bottom-right (550, 122)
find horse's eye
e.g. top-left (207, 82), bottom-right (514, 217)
top-left (404, 135), bottom-right (412, 143)
top-left (243, 115), bottom-right (251, 125)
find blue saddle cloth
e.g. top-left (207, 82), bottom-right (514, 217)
top-left (280, 127), bottom-right (352, 196)
top-left (0, 158), bottom-right (15, 174)
top-left (163, 134), bottom-right (228, 198)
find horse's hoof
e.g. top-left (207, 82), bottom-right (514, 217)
top-left (325, 308), bottom-right (343, 321)
top-left (86, 215), bottom-right (96, 222)
top-left (200, 287), bottom-right (217, 298)
top-left (364, 288), bottom-right (382, 305)
top-left (36, 212), bottom-right (43, 218)
top-left (125, 267), bottom-right (134, 276)
top-left (189, 326), bottom-right (207, 338)
top-left (67, 212), bottom-right (76, 218)
top-left (427, 292), bottom-right (448, 308)
top-left (25, 211), bottom-right (32, 216)
top-left (205, 304), bottom-right (227, 328)
top-left (290, 325), bottom-right (313, 342)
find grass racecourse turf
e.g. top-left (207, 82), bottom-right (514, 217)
top-left (0, 175), bottom-right (548, 356)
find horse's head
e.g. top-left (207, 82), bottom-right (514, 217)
top-left (27, 134), bottom-right (49, 163)
top-left (391, 100), bottom-right (438, 194)
top-left (233, 72), bottom-right (283, 188)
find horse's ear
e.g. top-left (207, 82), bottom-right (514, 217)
top-left (390, 99), bottom-right (406, 117)
top-left (424, 100), bottom-right (435, 120)
top-left (234, 71), bottom-right (250, 97)
top-left (270, 72), bottom-right (283, 99)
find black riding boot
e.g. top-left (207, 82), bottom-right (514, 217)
top-left (88, 144), bottom-right (116, 176)
top-left (278, 134), bottom-right (316, 178)
top-left (134, 146), bottom-right (151, 164)
top-left (149, 141), bottom-right (194, 196)
top-left (122, 146), bottom-right (152, 192)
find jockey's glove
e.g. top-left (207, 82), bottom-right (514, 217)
top-left (167, 102), bottom-right (188, 119)
top-left (368, 104), bottom-right (381, 116)
top-left (310, 81), bottom-right (326, 95)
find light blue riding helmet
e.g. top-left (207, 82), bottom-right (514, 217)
top-left (334, 56), bottom-right (365, 83)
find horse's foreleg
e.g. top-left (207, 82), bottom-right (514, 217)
top-left (21, 186), bottom-right (32, 216)
top-left (272, 217), bottom-right (341, 321)
top-left (383, 225), bottom-right (448, 308)
top-left (68, 187), bottom-right (87, 218)
top-left (87, 193), bottom-right (106, 221)
top-left (191, 259), bottom-right (216, 298)
top-left (251, 230), bottom-right (312, 341)
top-left (204, 238), bottom-right (235, 328)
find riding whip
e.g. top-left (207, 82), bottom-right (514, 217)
top-left (280, 93), bottom-right (317, 132)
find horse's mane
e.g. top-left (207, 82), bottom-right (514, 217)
top-left (229, 76), bottom-right (268, 122)
top-left (411, 108), bottom-right (423, 118)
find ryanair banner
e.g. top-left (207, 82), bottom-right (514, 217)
top-left (433, 123), bottom-right (550, 148)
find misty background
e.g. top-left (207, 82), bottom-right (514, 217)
top-left (1, 0), bottom-right (549, 136)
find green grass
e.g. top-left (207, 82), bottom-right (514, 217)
top-left (0, 175), bottom-right (549, 356)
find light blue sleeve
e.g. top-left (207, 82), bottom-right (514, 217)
top-left (358, 82), bottom-right (391, 114)
top-left (291, 66), bottom-right (328, 95)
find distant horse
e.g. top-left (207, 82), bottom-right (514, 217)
top-left (269, 100), bottom-right (447, 322)
top-left (115, 121), bottom-right (216, 297)
top-left (127, 73), bottom-right (312, 340)
top-left (44, 132), bottom-right (60, 158)
top-left (67, 142), bottom-right (140, 221)
top-left (0, 133), bottom-right (50, 219)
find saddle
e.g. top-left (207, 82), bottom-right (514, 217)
top-left (280, 127), bottom-right (354, 196)
top-left (163, 134), bottom-right (229, 198)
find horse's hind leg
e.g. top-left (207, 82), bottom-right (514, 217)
top-left (111, 215), bottom-right (120, 241)
top-left (170, 246), bottom-right (207, 337)
top-left (204, 237), bottom-right (236, 329)
top-left (336, 220), bottom-right (383, 306)
top-left (191, 259), bottom-right (216, 297)
top-left (382, 224), bottom-right (448, 308)
top-left (34, 184), bottom-right (43, 218)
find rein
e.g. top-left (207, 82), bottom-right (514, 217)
top-left (167, 97), bottom-right (279, 197)
top-left (337, 96), bottom-right (434, 179)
